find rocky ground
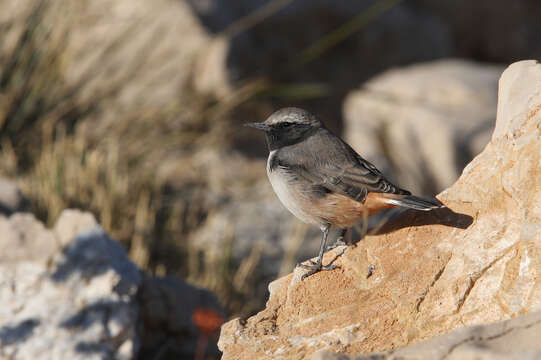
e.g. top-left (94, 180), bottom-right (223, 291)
top-left (218, 60), bottom-right (541, 359)
top-left (0, 209), bottom-right (223, 359)
top-left (314, 310), bottom-right (541, 360)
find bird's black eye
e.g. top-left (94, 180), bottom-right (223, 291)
top-left (282, 122), bottom-right (293, 128)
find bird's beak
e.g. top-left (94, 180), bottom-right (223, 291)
top-left (244, 122), bottom-right (271, 131)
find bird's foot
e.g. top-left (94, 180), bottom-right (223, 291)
top-left (297, 260), bottom-right (339, 280)
top-left (298, 259), bottom-right (340, 270)
top-left (297, 250), bottom-right (345, 280)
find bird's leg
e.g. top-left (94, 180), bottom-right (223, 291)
top-left (326, 228), bottom-right (347, 251)
top-left (298, 225), bottom-right (340, 279)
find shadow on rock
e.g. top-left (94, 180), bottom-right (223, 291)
top-left (50, 229), bottom-right (140, 296)
top-left (75, 341), bottom-right (115, 357)
top-left (58, 295), bottom-right (137, 356)
top-left (347, 206), bottom-right (474, 246)
top-left (60, 299), bottom-right (121, 330)
top-left (371, 207), bottom-right (474, 237)
top-left (0, 319), bottom-right (40, 346)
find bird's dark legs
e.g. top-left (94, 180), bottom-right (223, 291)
top-left (298, 225), bottom-right (340, 279)
top-left (326, 228), bottom-right (347, 250)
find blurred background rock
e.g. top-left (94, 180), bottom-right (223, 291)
top-left (0, 0), bottom-right (539, 358)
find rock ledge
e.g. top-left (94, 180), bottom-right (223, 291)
top-left (218, 61), bottom-right (541, 359)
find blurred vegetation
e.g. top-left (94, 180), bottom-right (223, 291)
top-left (0, 0), bottom-right (404, 322)
top-left (0, 0), bottom-right (266, 318)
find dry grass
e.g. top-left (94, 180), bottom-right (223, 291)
top-left (0, 0), bottom-right (276, 319)
top-left (0, 0), bottom-right (402, 321)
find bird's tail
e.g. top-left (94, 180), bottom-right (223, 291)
top-left (385, 195), bottom-right (445, 211)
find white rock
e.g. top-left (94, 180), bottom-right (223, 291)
top-left (0, 178), bottom-right (26, 215)
top-left (0, 210), bottom-right (140, 360)
top-left (343, 59), bottom-right (504, 196)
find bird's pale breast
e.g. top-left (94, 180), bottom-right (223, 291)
top-left (267, 151), bottom-right (323, 226)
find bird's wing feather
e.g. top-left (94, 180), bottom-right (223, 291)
top-left (276, 129), bottom-right (410, 203)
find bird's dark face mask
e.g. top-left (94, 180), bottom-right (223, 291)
top-left (245, 121), bottom-right (318, 151)
top-left (265, 122), bottom-right (317, 150)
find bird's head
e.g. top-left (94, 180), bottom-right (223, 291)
top-left (245, 107), bottom-right (322, 150)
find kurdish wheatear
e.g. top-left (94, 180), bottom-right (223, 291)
top-left (246, 107), bottom-right (444, 279)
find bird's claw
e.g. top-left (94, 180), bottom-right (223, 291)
top-left (297, 258), bottom-right (320, 268)
top-left (297, 261), bottom-right (340, 280)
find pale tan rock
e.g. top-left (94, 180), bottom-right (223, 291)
top-left (65, 0), bottom-right (212, 107)
top-left (192, 36), bottom-right (233, 98)
top-left (0, 178), bottom-right (26, 215)
top-left (312, 310), bottom-right (541, 360)
top-left (0, 213), bottom-right (57, 264)
top-left (0, 210), bottom-right (140, 360)
top-left (53, 209), bottom-right (99, 247)
top-left (218, 60), bottom-right (541, 359)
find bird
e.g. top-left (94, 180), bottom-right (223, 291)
top-left (245, 107), bottom-right (444, 279)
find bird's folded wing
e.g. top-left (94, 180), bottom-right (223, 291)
top-left (284, 160), bottom-right (410, 203)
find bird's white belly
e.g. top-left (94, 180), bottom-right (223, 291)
top-left (267, 152), bottom-right (319, 225)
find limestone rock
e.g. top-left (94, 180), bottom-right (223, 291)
top-left (343, 59), bottom-right (504, 197)
top-left (65, 0), bottom-right (213, 107)
top-left (0, 178), bottom-right (26, 215)
top-left (0, 210), bottom-right (141, 360)
top-left (0, 209), bottom-right (225, 359)
top-left (218, 60), bottom-right (541, 359)
top-left (314, 310), bottom-right (541, 359)
top-left (54, 209), bottom-right (101, 247)
top-left (0, 213), bottom-right (57, 264)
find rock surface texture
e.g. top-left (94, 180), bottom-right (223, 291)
top-left (0, 178), bottom-right (26, 215)
top-left (0, 210), bottom-right (141, 360)
top-left (314, 310), bottom-right (541, 360)
top-left (0, 210), bottom-right (223, 359)
top-left (218, 60), bottom-right (541, 359)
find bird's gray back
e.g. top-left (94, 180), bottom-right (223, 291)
top-left (274, 128), bottom-right (410, 200)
